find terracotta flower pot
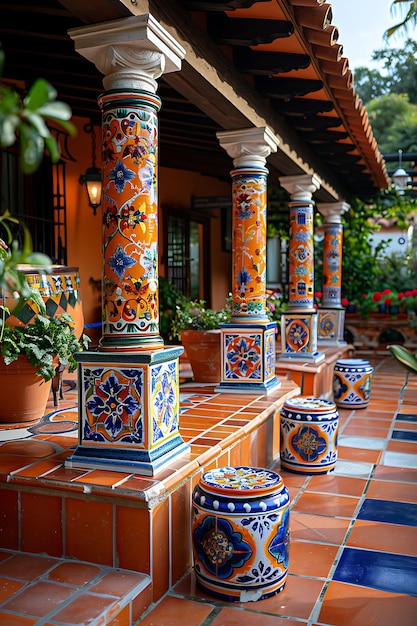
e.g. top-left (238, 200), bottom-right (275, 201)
top-left (0, 355), bottom-right (52, 423)
top-left (181, 329), bottom-right (221, 383)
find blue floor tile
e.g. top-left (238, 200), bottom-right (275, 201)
top-left (392, 430), bottom-right (417, 442)
top-left (357, 499), bottom-right (417, 527)
top-left (396, 414), bottom-right (417, 422)
top-left (334, 547), bottom-right (417, 596)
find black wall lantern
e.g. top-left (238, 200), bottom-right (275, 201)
top-left (79, 122), bottom-right (102, 215)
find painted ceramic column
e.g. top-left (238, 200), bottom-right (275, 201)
top-left (278, 174), bottom-right (324, 362)
top-left (216, 127), bottom-right (281, 393)
top-left (65, 15), bottom-right (190, 475)
top-left (317, 202), bottom-right (349, 343)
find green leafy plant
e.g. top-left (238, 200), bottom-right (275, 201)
top-left (0, 45), bottom-right (75, 174)
top-left (169, 297), bottom-right (232, 342)
top-left (0, 313), bottom-right (90, 382)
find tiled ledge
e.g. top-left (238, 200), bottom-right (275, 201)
top-left (0, 549), bottom-right (152, 625)
top-left (276, 344), bottom-right (354, 398)
top-left (0, 376), bottom-right (300, 603)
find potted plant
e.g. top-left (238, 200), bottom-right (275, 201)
top-left (162, 282), bottom-right (231, 383)
top-left (0, 47), bottom-right (82, 422)
top-left (0, 311), bottom-right (89, 423)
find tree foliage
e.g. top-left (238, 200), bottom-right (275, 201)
top-left (354, 39), bottom-right (417, 105)
top-left (366, 93), bottom-right (417, 154)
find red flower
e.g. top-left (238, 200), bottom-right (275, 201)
top-left (361, 293), bottom-right (368, 299)
top-left (398, 292), bottom-right (405, 300)
top-left (382, 288), bottom-right (391, 295)
top-left (341, 298), bottom-right (349, 307)
top-left (315, 291), bottom-right (323, 299)
top-left (385, 297), bottom-right (392, 306)
top-left (413, 289), bottom-right (417, 296)
top-left (372, 292), bottom-right (382, 302)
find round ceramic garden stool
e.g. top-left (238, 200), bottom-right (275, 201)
top-left (192, 466), bottom-right (290, 602)
top-left (280, 396), bottom-right (339, 474)
top-left (333, 358), bottom-right (373, 409)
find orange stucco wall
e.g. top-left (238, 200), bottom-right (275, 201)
top-left (64, 116), bottom-right (232, 341)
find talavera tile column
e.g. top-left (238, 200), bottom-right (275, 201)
top-left (278, 174), bottom-right (324, 363)
top-left (317, 202), bottom-right (349, 344)
top-left (216, 127), bottom-right (281, 393)
top-left (65, 16), bottom-right (189, 475)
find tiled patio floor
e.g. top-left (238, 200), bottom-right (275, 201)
top-left (140, 354), bottom-right (417, 626)
top-left (0, 353), bottom-right (416, 624)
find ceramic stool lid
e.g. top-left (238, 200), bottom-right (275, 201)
top-left (199, 466), bottom-right (284, 498)
top-left (282, 396), bottom-right (337, 414)
top-left (335, 358), bottom-right (371, 367)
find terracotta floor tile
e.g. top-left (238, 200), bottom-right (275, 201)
top-left (278, 471), bottom-right (310, 488)
top-left (372, 465), bottom-right (417, 482)
top-left (0, 577), bottom-right (25, 603)
top-left (366, 479), bottom-right (417, 503)
top-left (342, 425), bottom-right (391, 437)
top-left (0, 554), bottom-right (58, 580)
top-left (0, 613), bottom-right (38, 625)
top-left (0, 440), bottom-right (57, 457)
top-left (50, 592), bottom-right (117, 624)
top-left (318, 580), bottom-right (417, 626)
top-left (292, 492), bottom-right (360, 518)
top-left (91, 569), bottom-right (149, 598)
top-left (0, 454), bottom-right (39, 474)
top-left (210, 608), bottom-right (305, 626)
top-left (290, 512), bottom-right (351, 545)
top-left (289, 540), bottom-right (338, 577)
top-left (140, 595), bottom-right (215, 625)
top-left (346, 519), bottom-right (417, 556)
top-left (73, 469), bottom-right (132, 487)
top-left (47, 561), bottom-right (102, 585)
top-left (2, 581), bottom-right (74, 617)
top-left (350, 417), bottom-right (392, 428)
top-left (246, 574), bottom-right (324, 620)
top-left (307, 475), bottom-right (367, 497)
top-left (337, 446), bottom-right (382, 463)
top-left (386, 439), bottom-right (417, 454)
top-left (65, 498), bottom-right (113, 565)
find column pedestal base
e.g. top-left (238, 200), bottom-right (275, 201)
top-left (215, 321), bottom-right (281, 394)
top-left (281, 310), bottom-right (324, 362)
top-left (65, 346), bottom-right (189, 476)
top-left (317, 307), bottom-right (346, 344)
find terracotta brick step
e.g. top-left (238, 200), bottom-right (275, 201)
top-left (0, 549), bottom-right (152, 625)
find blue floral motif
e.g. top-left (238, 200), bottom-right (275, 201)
top-left (85, 373), bottom-right (141, 440)
top-left (241, 513), bottom-right (278, 538)
top-left (227, 337), bottom-right (260, 377)
top-left (193, 515), bottom-right (252, 579)
top-left (333, 374), bottom-right (348, 399)
top-left (109, 159), bottom-right (135, 193)
top-left (294, 231), bottom-right (310, 242)
top-left (237, 268), bottom-right (252, 290)
top-left (292, 425), bottom-right (327, 462)
top-left (107, 244), bottom-right (136, 280)
top-left (268, 508), bottom-right (290, 568)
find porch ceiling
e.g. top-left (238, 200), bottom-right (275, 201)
top-left (0, 0), bottom-right (389, 202)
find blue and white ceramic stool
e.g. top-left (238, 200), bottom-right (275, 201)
top-left (192, 466), bottom-right (290, 602)
top-left (280, 396), bottom-right (339, 474)
top-left (333, 358), bottom-right (374, 409)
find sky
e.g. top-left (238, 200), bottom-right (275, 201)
top-left (329, 0), bottom-right (415, 70)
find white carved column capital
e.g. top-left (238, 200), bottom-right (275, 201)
top-left (317, 202), bottom-right (350, 224)
top-left (69, 14), bottom-right (185, 92)
top-left (217, 127), bottom-right (279, 168)
top-left (279, 174), bottom-right (321, 201)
